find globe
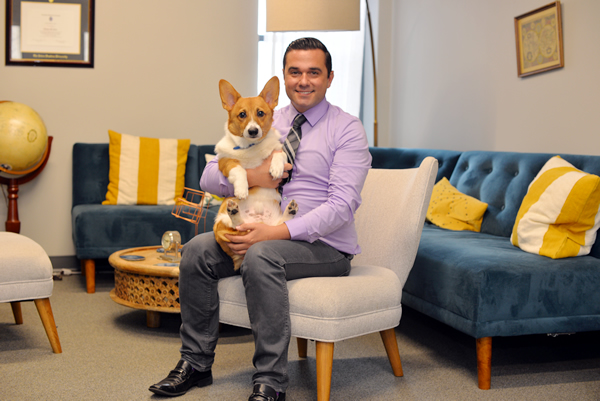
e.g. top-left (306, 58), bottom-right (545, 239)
top-left (0, 101), bottom-right (48, 176)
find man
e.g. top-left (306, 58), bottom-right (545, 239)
top-left (150, 37), bottom-right (372, 401)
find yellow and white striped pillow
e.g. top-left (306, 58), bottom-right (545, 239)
top-left (511, 156), bottom-right (600, 259)
top-left (103, 130), bottom-right (190, 205)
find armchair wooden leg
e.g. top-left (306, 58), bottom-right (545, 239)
top-left (34, 298), bottom-right (62, 353)
top-left (10, 301), bottom-right (23, 324)
top-left (476, 336), bottom-right (492, 390)
top-left (297, 337), bottom-right (308, 358)
top-left (82, 259), bottom-right (96, 293)
top-left (380, 328), bottom-right (404, 377)
top-left (315, 341), bottom-right (334, 401)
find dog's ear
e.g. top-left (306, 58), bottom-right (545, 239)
top-left (259, 76), bottom-right (279, 110)
top-left (219, 80), bottom-right (241, 111)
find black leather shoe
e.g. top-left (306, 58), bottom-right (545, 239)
top-left (248, 384), bottom-right (286, 401)
top-left (149, 360), bottom-right (212, 397)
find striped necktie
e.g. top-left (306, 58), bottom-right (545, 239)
top-left (281, 114), bottom-right (307, 186)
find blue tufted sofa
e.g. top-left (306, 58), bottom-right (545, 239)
top-left (371, 147), bottom-right (600, 389)
top-left (71, 143), bottom-right (220, 293)
top-left (72, 144), bottom-right (600, 389)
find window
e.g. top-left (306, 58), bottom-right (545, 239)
top-left (257, 0), bottom-right (366, 118)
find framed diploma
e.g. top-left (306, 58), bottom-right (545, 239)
top-left (5, 0), bottom-right (95, 68)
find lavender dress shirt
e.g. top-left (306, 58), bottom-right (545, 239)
top-left (200, 98), bottom-right (372, 255)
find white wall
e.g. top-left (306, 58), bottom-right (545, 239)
top-left (377, 0), bottom-right (600, 154)
top-left (1, 0), bottom-right (258, 256)
top-left (3, 0), bottom-right (600, 257)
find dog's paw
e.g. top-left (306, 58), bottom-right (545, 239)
top-left (227, 199), bottom-right (245, 227)
top-left (285, 199), bottom-right (298, 217)
top-left (269, 152), bottom-right (286, 179)
top-left (269, 163), bottom-right (284, 180)
top-left (227, 199), bottom-right (240, 217)
top-left (234, 186), bottom-right (248, 200)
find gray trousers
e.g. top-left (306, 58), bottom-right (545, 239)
top-left (178, 231), bottom-right (352, 392)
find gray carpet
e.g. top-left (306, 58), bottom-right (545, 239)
top-left (1, 271), bottom-right (599, 401)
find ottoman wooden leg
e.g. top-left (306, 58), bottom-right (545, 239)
top-left (11, 301), bottom-right (23, 324)
top-left (34, 298), bottom-right (62, 354)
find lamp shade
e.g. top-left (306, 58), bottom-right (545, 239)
top-left (266, 0), bottom-right (360, 32)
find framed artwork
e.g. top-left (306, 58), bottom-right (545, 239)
top-left (5, 0), bottom-right (95, 68)
top-left (514, 1), bottom-right (563, 78)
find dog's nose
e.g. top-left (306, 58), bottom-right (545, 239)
top-left (248, 128), bottom-right (259, 138)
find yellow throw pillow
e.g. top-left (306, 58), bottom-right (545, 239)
top-left (511, 156), bottom-right (600, 259)
top-left (426, 177), bottom-right (488, 232)
top-left (103, 130), bottom-right (190, 205)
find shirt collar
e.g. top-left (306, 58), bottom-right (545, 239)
top-left (289, 98), bottom-right (329, 127)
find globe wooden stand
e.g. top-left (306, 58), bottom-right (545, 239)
top-left (0, 136), bottom-right (53, 234)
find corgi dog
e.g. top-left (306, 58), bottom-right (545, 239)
top-left (213, 76), bottom-right (298, 270)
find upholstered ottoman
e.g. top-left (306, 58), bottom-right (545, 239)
top-left (0, 232), bottom-right (62, 353)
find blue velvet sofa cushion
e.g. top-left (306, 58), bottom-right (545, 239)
top-left (404, 225), bottom-right (600, 338)
top-left (72, 204), bottom-right (219, 259)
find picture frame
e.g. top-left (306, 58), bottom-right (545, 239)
top-left (5, 0), bottom-right (95, 68)
top-left (514, 1), bottom-right (563, 78)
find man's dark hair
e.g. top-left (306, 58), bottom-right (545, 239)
top-left (283, 37), bottom-right (332, 77)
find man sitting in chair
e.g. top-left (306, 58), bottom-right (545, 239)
top-left (149, 37), bottom-right (372, 401)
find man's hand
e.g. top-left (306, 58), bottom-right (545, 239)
top-left (247, 150), bottom-right (292, 189)
top-left (225, 222), bottom-right (291, 255)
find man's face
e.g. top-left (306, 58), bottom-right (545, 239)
top-left (283, 49), bottom-right (334, 113)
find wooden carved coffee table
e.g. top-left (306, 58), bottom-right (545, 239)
top-left (109, 246), bottom-right (180, 328)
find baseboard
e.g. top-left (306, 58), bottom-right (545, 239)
top-left (49, 255), bottom-right (81, 273)
top-left (49, 256), bottom-right (113, 274)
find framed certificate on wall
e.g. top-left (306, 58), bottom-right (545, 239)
top-left (5, 0), bottom-right (95, 68)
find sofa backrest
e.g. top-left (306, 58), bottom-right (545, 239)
top-left (369, 147), bottom-right (461, 183)
top-left (72, 143), bottom-right (216, 207)
top-left (449, 151), bottom-right (600, 250)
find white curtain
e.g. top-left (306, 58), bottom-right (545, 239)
top-left (257, 0), bottom-right (366, 118)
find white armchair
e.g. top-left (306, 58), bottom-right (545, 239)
top-left (217, 157), bottom-right (438, 400)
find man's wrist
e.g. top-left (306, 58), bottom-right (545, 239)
top-left (274, 222), bottom-right (291, 240)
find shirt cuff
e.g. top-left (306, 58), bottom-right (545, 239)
top-left (285, 217), bottom-right (309, 242)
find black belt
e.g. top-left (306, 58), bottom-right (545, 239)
top-left (340, 251), bottom-right (354, 260)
